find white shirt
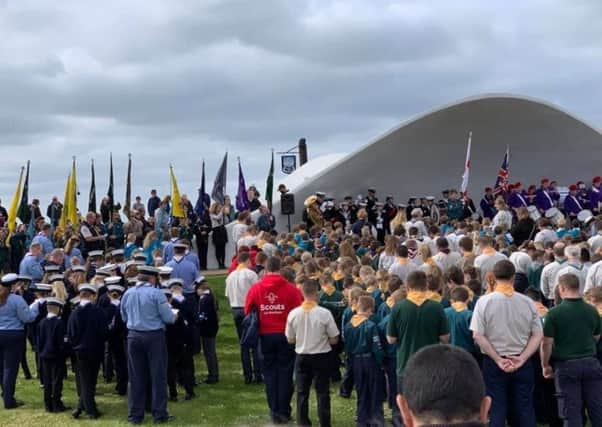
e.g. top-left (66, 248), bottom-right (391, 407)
top-left (474, 251), bottom-right (508, 283)
top-left (225, 267), bottom-right (258, 308)
top-left (554, 263), bottom-right (586, 295)
top-left (585, 260), bottom-right (602, 293)
top-left (588, 234), bottom-right (602, 256)
top-left (285, 305), bottom-right (339, 355)
top-left (231, 223), bottom-right (248, 247)
top-left (492, 210), bottom-right (513, 231)
top-left (238, 235), bottom-right (259, 249)
top-left (432, 251), bottom-right (462, 272)
top-left (534, 229), bottom-right (559, 245)
top-left (540, 259), bottom-right (566, 300)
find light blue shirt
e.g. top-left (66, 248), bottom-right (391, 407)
top-left (185, 251), bottom-right (200, 271)
top-left (0, 294), bottom-right (39, 330)
top-left (166, 256), bottom-right (198, 294)
top-left (32, 234), bottom-right (54, 255)
top-left (162, 239), bottom-right (178, 264)
top-left (120, 283), bottom-right (175, 331)
top-left (19, 254), bottom-right (44, 282)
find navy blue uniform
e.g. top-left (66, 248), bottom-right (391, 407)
top-left (37, 315), bottom-right (67, 412)
top-left (166, 297), bottom-right (195, 399)
top-left (197, 289), bottom-right (219, 382)
top-left (67, 302), bottom-right (107, 418)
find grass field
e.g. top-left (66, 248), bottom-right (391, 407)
top-left (1, 275), bottom-right (363, 426)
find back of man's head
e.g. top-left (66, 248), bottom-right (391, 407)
top-left (398, 345), bottom-right (490, 426)
top-left (493, 260), bottom-right (515, 281)
top-left (266, 256), bottom-right (281, 273)
top-left (237, 252), bottom-right (250, 265)
top-left (406, 271), bottom-right (427, 292)
top-left (301, 279), bottom-right (319, 298)
top-left (553, 241), bottom-right (566, 258)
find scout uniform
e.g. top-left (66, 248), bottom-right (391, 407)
top-left (344, 313), bottom-right (384, 426)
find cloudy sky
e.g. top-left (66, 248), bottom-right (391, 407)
top-left (1, 0), bottom-right (601, 212)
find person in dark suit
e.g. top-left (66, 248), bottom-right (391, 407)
top-left (196, 276), bottom-right (219, 384)
top-left (511, 207), bottom-right (536, 247)
top-left (68, 284), bottom-right (107, 419)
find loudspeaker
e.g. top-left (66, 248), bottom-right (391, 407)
top-left (281, 193), bottom-right (295, 215)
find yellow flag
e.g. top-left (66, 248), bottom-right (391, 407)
top-left (68, 158), bottom-right (78, 225)
top-left (6, 167), bottom-right (25, 244)
top-left (170, 165), bottom-right (184, 218)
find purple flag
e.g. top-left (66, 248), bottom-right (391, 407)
top-left (236, 160), bottom-right (250, 211)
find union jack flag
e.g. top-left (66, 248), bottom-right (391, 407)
top-left (493, 147), bottom-right (510, 196)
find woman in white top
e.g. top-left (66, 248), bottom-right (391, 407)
top-left (378, 235), bottom-right (398, 271)
top-left (492, 198), bottom-right (513, 231)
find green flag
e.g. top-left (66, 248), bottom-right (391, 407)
top-left (17, 160), bottom-right (30, 224)
top-left (88, 159), bottom-right (96, 213)
top-left (266, 151), bottom-right (274, 211)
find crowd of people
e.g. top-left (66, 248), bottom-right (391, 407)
top-left (0, 176), bottom-right (602, 426)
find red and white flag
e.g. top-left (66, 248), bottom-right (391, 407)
top-left (460, 131), bottom-right (472, 196)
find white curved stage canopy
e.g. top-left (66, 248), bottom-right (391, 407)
top-left (273, 94), bottom-right (602, 229)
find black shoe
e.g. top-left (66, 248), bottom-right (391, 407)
top-left (54, 402), bottom-right (70, 412)
top-left (244, 376), bottom-right (252, 384)
top-left (202, 378), bottom-right (218, 384)
top-left (253, 377), bottom-right (263, 384)
top-left (24, 374), bottom-right (32, 380)
top-left (5, 400), bottom-right (24, 409)
top-left (71, 408), bottom-right (82, 419)
top-left (169, 395), bottom-right (178, 402)
top-left (128, 418), bottom-right (143, 425)
top-left (154, 415), bottom-right (175, 424)
top-left (339, 391), bottom-right (351, 399)
top-left (45, 406), bottom-right (54, 413)
top-left (88, 411), bottom-right (102, 419)
top-left (184, 393), bottom-right (195, 401)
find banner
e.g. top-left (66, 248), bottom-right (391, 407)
top-left (281, 154), bottom-right (296, 174)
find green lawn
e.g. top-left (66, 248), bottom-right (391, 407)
top-left (2, 275), bottom-right (363, 426)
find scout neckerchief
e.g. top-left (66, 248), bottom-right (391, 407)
top-left (321, 284), bottom-right (336, 296)
top-left (301, 300), bottom-right (317, 312)
top-left (495, 282), bottom-right (514, 297)
top-left (406, 290), bottom-right (428, 306)
top-left (426, 291), bottom-right (442, 303)
top-left (350, 313), bottom-right (368, 327)
top-left (451, 301), bottom-right (468, 312)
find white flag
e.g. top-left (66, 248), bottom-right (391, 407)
top-left (460, 131), bottom-right (472, 195)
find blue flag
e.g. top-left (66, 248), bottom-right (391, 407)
top-left (493, 146), bottom-right (510, 196)
top-left (236, 159), bottom-right (250, 212)
top-left (194, 160), bottom-right (210, 217)
top-left (211, 153), bottom-right (228, 205)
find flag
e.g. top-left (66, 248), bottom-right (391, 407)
top-left (5, 166), bottom-right (25, 244)
top-left (460, 132), bottom-right (472, 196)
top-left (107, 153), bottom-right (114, 214)
top-left (170, 165), bottom-right (185, 218)
top-left (67, 157), bottom-right (78, 226)
top-left (194, 160), bottom-right (210, 217)
top-left (124, 153), bottom-right (132, 219)
top-left (17, 160), bottom-right (30, 224)
top-left (88, 159), bottom-right (96, 213)
top-left (211, 152), bottom-right (228, 204)
top-left (493, 146), bottom-right (510, 196)
top-left (236, 159), bottom-right (250, 211)
top-left (266, 150), bottom-right (274, 211)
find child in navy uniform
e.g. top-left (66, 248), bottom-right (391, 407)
top-left (37, 297), bottom-right (69, 413)
top-left (67, 284), bottom-right (107, 419)
top-left (344, 295), bottom-right (384, 427)
top-left (164, 281), bottom-right (196, 401)
top-left (196, 276), bottom-right (219, 384)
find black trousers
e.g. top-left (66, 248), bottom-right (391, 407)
top-left (200, 336), bottom-right (219, 381)
top-left (197, 239), bottom-right (208, 270)
top-left (167, 344), bottom-right (194, 397)
top-left (109, 338), bottom-right (128, 395)
top-left (40, 357), bottom-right (65, 410)
top-left (296, 352), bottom-right (332, 427)
top-left (232, 308), bottom-right (262, 381)
top-left (214, 243), bottom-right (226, 267)
top-left (74, 352), bottom-right (101, 416)
top-left (0, 330), bottom-right (25, 408)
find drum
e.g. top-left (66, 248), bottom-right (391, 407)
top-left (577, 209), bottom-right (594, 224)
top-left (545, 207), bottom-right (564, 225)
top-left (527, 205), bottom-right (541, 222)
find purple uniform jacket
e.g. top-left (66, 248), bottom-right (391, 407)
top-left (508, 192), bottom-right (529, 209)
top-left (535, 189), bottom-right (554, 211)
top-left (590, 187), bottom-right (602, 211)
top-left (563, 195), bottom-right (583, 216)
